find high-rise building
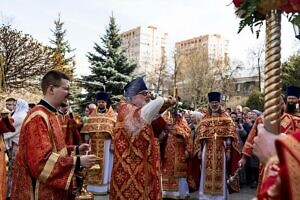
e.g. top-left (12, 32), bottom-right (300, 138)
top-left (120, 26), bottom-right (168, 79)
top-left (174, 34), bottom-right (230, 105)
top-left (175, 34), bottom-right (229, 68)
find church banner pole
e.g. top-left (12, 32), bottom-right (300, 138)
top-left (263, 10), bottom-right (282, 134)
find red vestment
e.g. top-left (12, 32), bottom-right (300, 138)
top-left (81, 107), bottom-right (116, 187)
top-left (11, 104), bottom-right (77, 200)
top-left (194, 111), bottom-right (241, 195)
top-left (0, 117), bottom-right (15, 200)
top-left (58, 112), bottom-right (83, 146)
top-left (258, 131), bottom-right (300, 200)
top-left (242, 113), bottom-right (298, 192)
top-left (161, 112), bottom-right (192, 193)
top-left (292, 115), bottom-right (300, 131)
top-left (110, 100), bottom-right (162, 200)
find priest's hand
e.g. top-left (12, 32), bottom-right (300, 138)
top-left (238, 155), bottom-right (247, 168)
top-left (80, 155), bottom-right (97, 168)
top-left (163, 96), bottom-right (177, 107)
top-left (78, 143), bottom-right (90, 155)
top-left (168, 96), bottom-right (177, 106)
top-left (0, 113), bottom-right (9, 118)
top-left (1, 108), bottom-right (10, 118)
top-left (253, 124), bottom-right (284, 164)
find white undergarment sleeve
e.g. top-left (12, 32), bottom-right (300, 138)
top-left (141, 97), bottom-right (164, 124)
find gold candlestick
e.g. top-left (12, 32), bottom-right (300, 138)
top-left (75, 158), bottom-right (101, 200)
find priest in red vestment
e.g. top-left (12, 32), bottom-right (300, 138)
top-left (239, 89), bottom-right (300, 192)
top-left (110, 77), bottom-right (176, 200)
top-left (81, 92), bottom-right (116, 195)
top-left (11, 70), bottom-right (97, 200)
top-left (58, 100), bottom-right (83, 146)
top-left (194, 92), bottom-right (241, 199)
top-left (161, 109), bottom-right (193, 199)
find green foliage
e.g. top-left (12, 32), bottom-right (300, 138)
top-left (234, 0), bottom-right (299, 38)
top-left (49, 13), bottom-right (75, 71)
top-left (282, 54), bottom-right (300, 90)
top-left (49, 14), bottom-right (80, 112)
top-left (290, 13), bottom-right (300, 27)
top-left (79, 15), bottom-right (136, 111)
top-left (245, 90), bottom-right (264, 111)
top-left (236, 0), bottom-right (265, 37)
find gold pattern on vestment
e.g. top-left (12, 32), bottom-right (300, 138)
top-left (81, 107), bottom-right (116, 185)
top-left (281, 115), bottom-right (291, 129)
top-left (203, 139), bottom-right (225, 195)
top-left (195, 112), bottom-right (240, 195)
top-left (280, 135), bottom-right (300, 200)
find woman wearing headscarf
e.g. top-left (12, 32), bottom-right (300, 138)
top-left (4, 99), bottom-right (29, 199)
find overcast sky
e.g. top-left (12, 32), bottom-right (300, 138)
top-left (1, 0), bottom-right (299, 76)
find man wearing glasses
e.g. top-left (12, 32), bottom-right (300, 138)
top-left (110, 77), bottom-right (176, 200)
top-left (11, 70), bottom-right (97, 200)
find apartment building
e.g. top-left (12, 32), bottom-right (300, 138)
top-left (120, 26), bottom-right (168, 79)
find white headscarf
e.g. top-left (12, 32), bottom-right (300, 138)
top-left (4, 99), bottom-right (29, 146)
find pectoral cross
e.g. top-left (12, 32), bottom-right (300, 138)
top-left (212, 117), bottom-right (219, 140)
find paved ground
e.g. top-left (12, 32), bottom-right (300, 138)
top-left (94, 186), bottom-right (256, 200)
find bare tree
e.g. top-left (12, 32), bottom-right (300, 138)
top-left (174, 46), bottom-right (238, 108)
top-left (247, 42), bottom-right (265, 92)
top-left (147, 47), bottom-right (169, 95)
top-left (175, 47), bottom-right (214, 107)
top-left (0, 25), bottom-right (58, 92)
top-left (212, 57), bottom-right (240, 105)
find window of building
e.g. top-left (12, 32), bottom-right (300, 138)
top-left (236, 83), bottom-right (241, 92)
top-left (244, 82), bottom-right (251, 92)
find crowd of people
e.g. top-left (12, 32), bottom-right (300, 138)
top-left (0, 70), bottom-right (299, 200)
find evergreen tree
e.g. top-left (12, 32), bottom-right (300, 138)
top-left (79, 15), bottom-right (136, 110)
top-left (282, 54), bottom-right (300, 91)
top-left (245, 90), bottom-right (264, 112)
top-left (49, 13), bottom-right (81, 112)
top-left (49, 13), bottom-right (75, 77)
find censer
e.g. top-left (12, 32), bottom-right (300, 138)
top-left (75, 158), bottom-right (101, 200)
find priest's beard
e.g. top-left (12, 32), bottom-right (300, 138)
top-left (98, 107), bottom-right (106, 113)
top-left (212, 108), bottom-right (220, 113)
top-left (286, 103), bottom-right (297, 114)
top-left (208, 106), bottom-right (221, 115)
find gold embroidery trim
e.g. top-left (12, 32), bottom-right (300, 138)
top-left (38, 152), bottom-right (60, 183)
top-left (23, 110), bottom-right (50, 130)
top-left (23, 109), bottom-right (57, 152)
top-left (86, 115), bottom-right (116, 123)
top-left (65, 156), bottom-right (76, 190)
top-left (59, 147), bottom-right (68, 156)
